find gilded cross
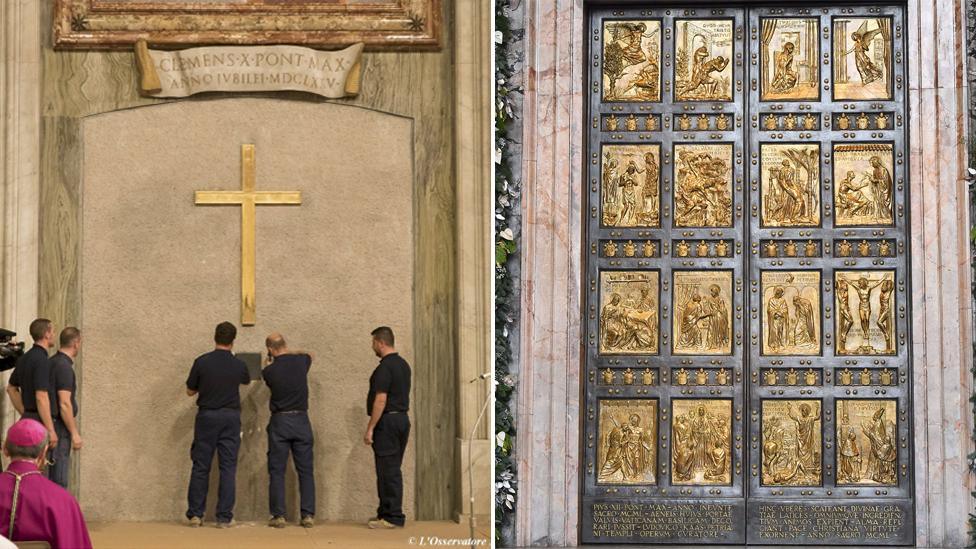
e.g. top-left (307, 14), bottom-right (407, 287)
top-left (195, 144), bottom-right (302, 325)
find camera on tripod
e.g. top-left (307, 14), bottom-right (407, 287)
top-left (0, 328), bottom-right (25, 360)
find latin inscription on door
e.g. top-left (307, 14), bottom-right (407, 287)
top-left (584, 4), bottom-right (913, 545)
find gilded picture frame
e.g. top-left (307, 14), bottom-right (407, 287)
top-left (53, 0), bottom-right (442, 50)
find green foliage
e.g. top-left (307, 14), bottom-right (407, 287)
top-left (968, 164), bottom-right (976, 545)
top-left (495, 0), bottom-right (521, 544)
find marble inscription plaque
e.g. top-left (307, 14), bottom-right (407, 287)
top-left (136, 42), bottom-right (364, 99)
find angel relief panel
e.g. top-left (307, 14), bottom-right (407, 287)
top-left (599, 271), bottom-right (660, 355)
top-left (603, 21), bottom-right (663, 102)
top-left (601, 144), bottom-right (661, 227)
top-left (833, 17), bottom-right (893, 100)
top-left (598, 399), bottom-right (658, 484)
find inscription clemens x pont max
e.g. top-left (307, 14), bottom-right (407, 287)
top-left (134, 41), bottom-right (364, 99)
top-left (589, 502), bottom-right (906, 542)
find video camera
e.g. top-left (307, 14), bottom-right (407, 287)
top-left (0, 328), bottom-right (25, 360)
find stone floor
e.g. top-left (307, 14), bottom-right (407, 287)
top-left (88, 520), bottom-right (491, 548)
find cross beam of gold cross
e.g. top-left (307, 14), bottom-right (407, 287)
top-left (195, 144), bottom-right (302, 325)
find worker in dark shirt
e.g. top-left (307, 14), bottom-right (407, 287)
top-left (47, 327), bottom-right (83, 489)
top-left (261, 333), bottom-right (315, 529)
top-left (184, 322), bottom-right (250, 528)
top-left (363, 326), bottom-right (411, 529)
top-left (6, 319), bottom-right (58, 449)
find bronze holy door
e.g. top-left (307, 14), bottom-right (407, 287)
top-left (582, 4), bottom-right (913, 544)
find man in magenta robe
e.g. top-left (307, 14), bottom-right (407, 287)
top-left (0, 419), bottom-right (91, 548)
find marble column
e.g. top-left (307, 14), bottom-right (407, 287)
top-left (515, 0), bottom-right (585, 545)
top-left (0, 0), bottom-right (41, 437)
top-left (516, 0), bottom-right (974, 546)
top-left (455, 0), bottom-right (492, 525)
top-left (906, 0), bottom-right (974, 546)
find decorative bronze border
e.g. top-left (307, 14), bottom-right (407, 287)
top-left (54, 0), bottom-right (441, 50)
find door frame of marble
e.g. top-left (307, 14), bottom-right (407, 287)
top-left (0, 0), bottom-right (42, 466)
top-left (516, 0), bottom-right (973, 546)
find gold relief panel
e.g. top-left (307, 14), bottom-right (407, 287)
top-left (835, 270), bottom-right (896, 355)
top-left (597, 399), bottom-right (658, 484)
top-left (761, 271), bottom-right (821, 356)
top-left (836, 399), bottom-right (898, 486)
top-left (833, 143), bottom-right (894, 227)
top-left (599, 271), bottom-right (660, 355)
top-left (759, 18), bottom-right (820, 101)
top-left (760, 143), bottom-right (821, 227)
top-left (602, 21), bottom-right (663, 102)
top-left (832, 17), bottom-right (893, 101)
top-left (673, 143), bottom-right (733, 227)
top-left (674, 19), bottom-right (734, 102)
top-left (761, 400), bottom-right (823, 486)
top-left (671, 399), bottom-right (732, 485)
top-left (672, 271), bottom-right (733, 355)
top-left (601, 145), bottom-right (662, 227)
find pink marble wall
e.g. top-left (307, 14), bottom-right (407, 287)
top-left (906, 0), bottom-right (974, 546)
top-left (515, 0), bottom-right (584, 545)
top-left (516, 0), bottom-right (974, 546)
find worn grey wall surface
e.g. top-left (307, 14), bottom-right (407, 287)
top-left (79, 99), bottom-right (414, 522)
top-left (38, 0), bottom-right (458, 520)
